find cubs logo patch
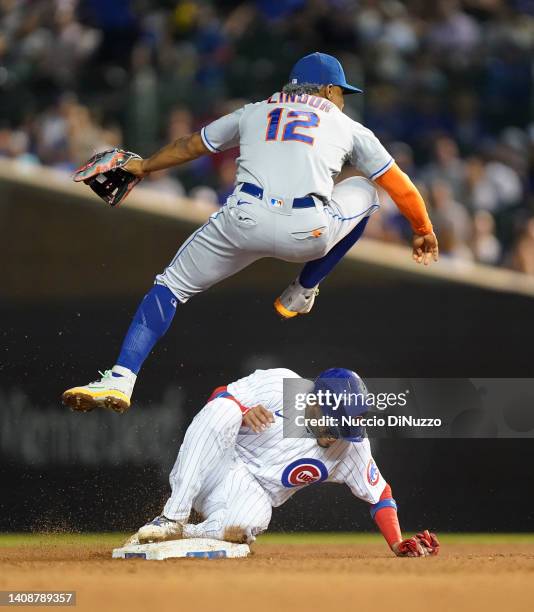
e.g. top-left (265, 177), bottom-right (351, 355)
top-left (281, 458), bottom-right (328, 488)
top-left (367, 459), bottom-right (380, 486)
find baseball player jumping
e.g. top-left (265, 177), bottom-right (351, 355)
top-left (62, 52), bottom-right (438, 414)
top-left (130, 367), bottom-right (440, 557)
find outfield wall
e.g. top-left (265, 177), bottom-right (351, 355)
top-left (2, 160), bottom-right (534, 533)
top-left (2, 160), bottom-right (534, 300)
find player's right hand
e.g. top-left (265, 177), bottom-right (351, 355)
top-left (242, 405), bottom-right (275, 433)
top-left (412, 232), bottom-right (439, 265)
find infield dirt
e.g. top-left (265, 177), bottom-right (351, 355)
top-left (1, 537), bottom-right (533, 612)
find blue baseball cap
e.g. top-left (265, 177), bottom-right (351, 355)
top-left (289, 52), bottom-right (362, 94)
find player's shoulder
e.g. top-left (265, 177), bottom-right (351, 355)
top-left (230, 368), bottom-right (301, 387)
top-left (220, 99), bottom-right (263, 122)
top-left (227, 368), bottom-right (301, 406)
top-left (241, 97), bottom-right (271, 113)
top-left (251, 368), bottom-right (301, 382)
top-left (341, 114), bottom-right (377, 138)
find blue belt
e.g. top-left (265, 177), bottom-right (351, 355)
top-left (240, 182), bottom-right (316, 209)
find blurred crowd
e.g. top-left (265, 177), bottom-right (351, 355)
top-left (0, 0), bottom-right (532, 273)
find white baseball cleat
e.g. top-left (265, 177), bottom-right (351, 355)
top-left (274, 278), bottom-right (319, 319)
top-left (61, 365), bottom-right (136, 414)
top-left (137, 516), bottom-right (184, 544)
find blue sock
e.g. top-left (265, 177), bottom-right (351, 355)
top-left (116, 284), bottom-right (178, 375)
top-left (299, 216), bottom-right (370, 289)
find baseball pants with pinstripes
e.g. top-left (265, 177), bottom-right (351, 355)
top-left (163, 398), bottom-right (272, 544)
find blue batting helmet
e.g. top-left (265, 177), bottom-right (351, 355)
top-left (314, 368), bottom-right (368, 441)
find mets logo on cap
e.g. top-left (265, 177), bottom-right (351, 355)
top-left (367, 459), bottom-right (380, 486)
top-left (281, 458), bottom-right (328, 488)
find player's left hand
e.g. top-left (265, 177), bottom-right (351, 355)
top-left (412, 232), bottom-right (439, 265)
top-left (242, 405), bottom-right (275, 433)
top-left (73, 148), bottom-right (144, 206)
top-left (392, 530), bottom-right (440, 557)
top-left (124, 157), bottom-right (148, 178)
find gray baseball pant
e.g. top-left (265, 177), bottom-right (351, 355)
top-left (156, 177), bottom-right (379, 303)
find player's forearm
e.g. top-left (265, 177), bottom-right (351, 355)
top-left (375, 163), bottom-right (433, 236)
top-left (141, 132), bottom-right (209, 173)
top-left (369, 484), bottom-right (402, 550)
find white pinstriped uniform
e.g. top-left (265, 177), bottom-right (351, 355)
top-left (163, 369), bottom-right (386, 543)
top-left (155, 93), bottom-right (393, 303)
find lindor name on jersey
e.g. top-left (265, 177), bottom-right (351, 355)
top-left (200, 94), bottom-right (393, 201)
top-left (266, 91), bottom-right (335, 113)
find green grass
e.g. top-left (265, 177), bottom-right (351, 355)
top-left (263, 532), bottom-right (534, 544)
top-left (1, 532), bottom-right (534, 548)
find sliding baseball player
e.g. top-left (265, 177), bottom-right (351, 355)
top-left (63, 52), bottom-right (438, 414)
top-left (132, 367), bottom-right (439, 557)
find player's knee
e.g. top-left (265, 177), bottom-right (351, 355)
top-left (223, 519), bottom-right (270, 544)
top-left (226, 505), bottom-right (272, 542)
top-left (339, 175), bottom-right (376, 191)
top-left (334, 176), bottom-right (379, 206)
top-left (223, 526), bottom-right (250, 544)
top-left (154, 273), bottom-right (191, 304)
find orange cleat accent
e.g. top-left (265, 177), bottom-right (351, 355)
top-left (273, 297), bottom-right (299, 319)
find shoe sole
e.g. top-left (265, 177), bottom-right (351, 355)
top-left (273, 297), bottom-right (299, 319)
top-left (62, 389), bottom-right (130, 414)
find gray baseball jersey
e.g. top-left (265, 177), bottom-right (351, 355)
top-left (200, 92), bottom-right (393, 200)
top-left (157, 93), bottom-right (391, 303)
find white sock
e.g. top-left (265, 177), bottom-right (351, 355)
top-left (112, 365), bottom-right (137, 382)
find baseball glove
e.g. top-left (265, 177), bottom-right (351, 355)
top-left (73, 148), bottom-right (143, 206)
top-left (396, 530), bottom-right (440, 557)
